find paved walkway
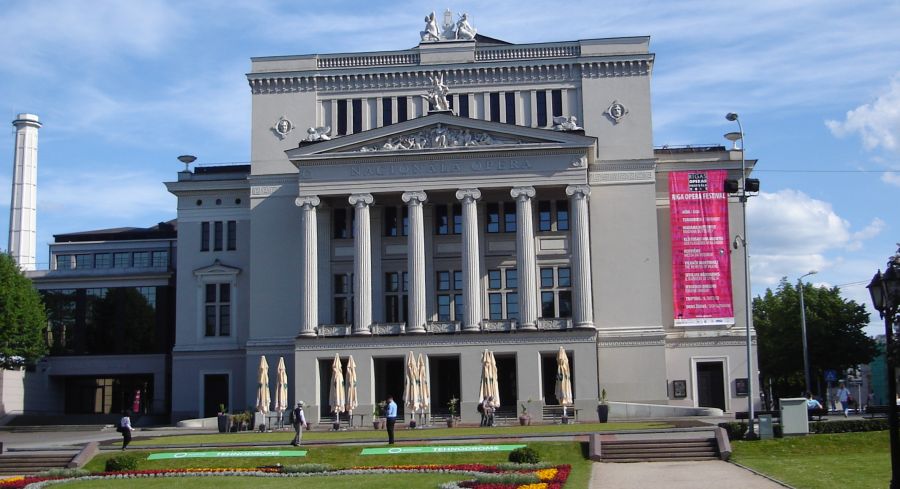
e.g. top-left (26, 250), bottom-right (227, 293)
top-left (590, 460), bottom-right (786, 488)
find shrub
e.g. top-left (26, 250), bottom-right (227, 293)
top-left (773, 424), bottom-right (783, 438)
top-left (718, 422), bottom-right (747, 441)
top-left (810, 419), bottom-right (888, 434)
top-left (38, 468), bottom-right (90, 478)
top-left (281, 463), bottom-right (332, 473)
top-left (473, 472), bottom-right (540, 485)
top-left (495, 461), bottom-right (552, 470)
top-left (105, 454), bottom-right (139, 472)
top-left (508, 446), bottom-right (540, 464)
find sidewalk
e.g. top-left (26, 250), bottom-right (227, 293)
top-left (590, 460), bottom-right (787, 488)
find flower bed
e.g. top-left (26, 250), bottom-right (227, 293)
top-left (0, 463), bottom-right (571, 489)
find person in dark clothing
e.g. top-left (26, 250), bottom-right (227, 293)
top-left (119, 410), bottom-right (134, 450)
top-left (385, 396), bottom-right (398, 444)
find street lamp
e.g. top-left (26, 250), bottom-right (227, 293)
top-left (725, 112), bottom-right (759, 438)
top-left (798, 270), bottom-right (818, 395)
top-left (868, 247), bottom-right (900, 489)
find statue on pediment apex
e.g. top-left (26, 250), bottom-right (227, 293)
top-left (421, 12), bottom-right (440, 42)
top-left (455, 13), bottom-right (476, 40)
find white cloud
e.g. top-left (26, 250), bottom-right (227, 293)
top-left (882, 172), bottom-right (900, 187)
top-left (38, 168), bottom-right (174, 221)
top-left (826, 75), bottom-right (900, 151)
top-left (748, 189), bottom-right (883, 286)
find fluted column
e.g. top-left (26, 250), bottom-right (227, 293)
top-left (566, 185), bottom-right (595, 329)
top-left (402, 191), bottom-right (428, 334)
top-left (511, 186), bottom-right (538, 330)
top-left (456, 188), bottom-right (482, 332)
top-left (349, 193), bottom-right (374, 335)
top-left (295, 196), bottom-right (321, 337)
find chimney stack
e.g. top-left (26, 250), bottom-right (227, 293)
top-left (8, 113), bottom-right (41, 271)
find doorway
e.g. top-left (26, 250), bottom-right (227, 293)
top-left (318, 357), bottom-right (349, 417)
top-left (428, 355), bottom-right (460, 416)
top-left (494, 354), bottom-right (518, 410)
top-left (373, 356), bottom-right (405, 417)
top-left (696, 361), bottom-right (726, 410)
top-left (541, 351), bottom-right (575, 404)
top-left (203, 374), bottom-right (229, 418)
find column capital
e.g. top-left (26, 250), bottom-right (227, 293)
top-left (401, 191), bottom-right (428, 205)
top-left (455, 188), bottom-right (482, 202)
top-left (510, 186), bottom-right (536, 200)
top-left (349, 193), bottom-right (374, 207)
top-left (566, 185), bottom-right (591, 199)
top-left (295, 195), bottom-right (321, 208)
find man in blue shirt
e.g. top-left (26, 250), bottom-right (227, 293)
top-left (385, 395), bottom-right (398, 444)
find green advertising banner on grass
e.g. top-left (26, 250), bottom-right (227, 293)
top-left (360, 444), bottom-right (526, 455)
top-left (147, 450), bottom-right (307, 460)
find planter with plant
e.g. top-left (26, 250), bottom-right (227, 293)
top-left (446, 397), bottom-right (459, 427)
top-left (372, 401), bottom-right (385, 430)
top-left (519, 400), bottom-right (532, 426)
top-left (597, 388), bottom-right (609, 423)
top-left (216, 404), bottom-right (230, 433)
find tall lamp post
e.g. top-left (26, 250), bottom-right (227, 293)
top-left (725, 112), bottom-right (759, 437)
top-left (798, 270), bottom-right (818, 395)
top-left (867, 247), bottom-right (900, 489)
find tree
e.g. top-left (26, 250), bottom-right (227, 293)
top-left (0, 253), bottom-right (48, 368)
top-left (753, 277), bottom-right (878, 399)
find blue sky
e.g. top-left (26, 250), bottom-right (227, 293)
top-left (1, 0), bottom-right (898, 335)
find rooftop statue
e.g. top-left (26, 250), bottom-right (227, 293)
top-left (552, 116), bottom-right (583, 131)
top-left (420, 9), bottom-right (476, 42)
top-left (421, 12), bottom-right (440, 42)
top-left (422, 74), bottom-right (450, 112)
top-left (305, 126), bottom-right (332, 142)
top-left (455, 13), bottom-right (476, 40)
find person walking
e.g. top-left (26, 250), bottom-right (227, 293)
top-left (837, 382), bottom-right (852, 417)
top-left (385, 395), bottom-right (398, 444)
top-left (290, 401), bottom-right (308, 446)
top-left (118, 410), bottom-right (134, 450)
top-left (478, 396), bottom-right (487, 427)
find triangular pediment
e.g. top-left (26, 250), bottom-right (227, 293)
top-left (285, 113), bottom-right (595, 160)
top-left (193, 259), bottom-right (241, 277)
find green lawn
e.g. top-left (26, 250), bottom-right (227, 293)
top-left (57, 474), bottom-right (462, 488)
top-left (83, 441), bottom-right (591, 488)
top-left (731, 431), bottom-right (889, 489)
top-left (128, 421), bottom-right (670, 447)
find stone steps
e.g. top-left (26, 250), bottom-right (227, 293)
top-left (0, 454), bottom-right (75, 475)
top-left (600, 437), bottom-right (719, 463)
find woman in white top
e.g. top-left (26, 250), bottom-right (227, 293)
top-left (119, 411), bottom-right (134, 450)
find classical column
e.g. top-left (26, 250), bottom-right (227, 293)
top-left (295, 196), bottom-right (321, 337)
top-left (402, 191), bottom-right (428, 334)
top-left (350, 193), bottom-right (374, 335)
top-left (566, 185), bottom-right (595, 329)
top-left (456, 188), bottom-right (482, 332)
top-left (511, 186), bottom-right (538, 330)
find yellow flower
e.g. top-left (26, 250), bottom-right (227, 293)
top-left (517, 484), bottom-right (547, 489)
top-left (534, 468), bottom-right (558, 481)
top-left (0, 476), bottom-right (24, 483)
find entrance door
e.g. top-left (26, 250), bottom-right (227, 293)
top-left (203, 374), bottom-right (229, 418)
top-left (373, 357), bottom-right (405, 418)
top-left (696, 361), bottom-right (726, 410)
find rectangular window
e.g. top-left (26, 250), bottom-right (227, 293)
top-left (437, 271), bottom-right (451, 291)
top-left (333, 274), bottom-right (353, 324)
top-left (213, 222), bottom-right (223, 251)
top-left (458, 95), bottom-right (469, 118)
top-left (336, 99), bottom-right (348, 135)
top-left (538, 201), bottom-right (552, 232)
top-left (504, 202), bottom-right (517, 233)
top-left (536, 90), bottom-right (548, 127)
top-left (94, 253), bottom-right (112, 268)
top-left (56, 255), bottom-right (73, 270)
top-left (384, 272), bottom-right (407, 323)
top-left (453, 271), bottom-right (463, 290)
top-left (201, 222), bottom-right (210, 251)
top-left (558, 267), bottom-right (571, 287)
top-left (551, 89), bottom-right (563, 117)
top-left (541, 291), bottom-right (555, 318)
top-left (75, 254), bottom-right (92, 269)
top-left (489, 293), bottom-right (503, 319)
top-left (488, 270), bottom-right (502, 289)
top-left (452, 204), bottom-right (462, 234)
top-left (507, 293), bottom-right (519, 319)
top-left (488, 268), bottom-right (518, 320)
top-left (227, 221), bottom-right (237, 250)
top-left (382, 97), bottom-right (393, 126)
top-left (383, 206), bottom-right (408, 237)
top-left (333, 208), bottom-right (353, 239)
top-left (558, 290), bottom-right (572, 318)
top-left (506, 269), bottom-right (518, 289)
top-left (113, 252), bottom-right (130, 268)
top-left (397, 97), bottom-right (408, 123)
top-left (352, 99), bottom-right (362, 133)
top-left (437, 295), bottom-right (451, 321)
top-left (489, 92), bottom-right (501, 122)
top-left (505, 92), bottom-right (516, 124)
top-left (436, 270), bottom-right (464, 321)
top-left (486, 203), bottom-right (500, 233)
top-left (435, 205), bottom-right (449, 235)
top-left (132, 252), bottom-right (150, 268)
top-left (540, 267), bottom-right (554, 288)
top-left (537, 201), bottom-right (569, 232)
top-left (205, 283), bottom-right (231, 337)
top-left (557, 201), bottom-right (569, 231)
top-left (152, 251), bottom-right (168, 268)
top-left (539, 266), bottom-right (572, 318)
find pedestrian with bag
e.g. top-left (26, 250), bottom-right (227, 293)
top-left (118, 410), bottom-right (134, 450)
top-left (837, 382), bottom-right (852, 417)
top-left (290, 401), bottom-right (308, 446)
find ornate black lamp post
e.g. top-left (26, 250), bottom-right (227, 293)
top-left (867, 247), bottom-right (900, 489)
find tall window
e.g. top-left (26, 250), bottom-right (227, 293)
top-left (397, 97), bottom-right (408, 123)
top-left (536, 90), bottom-right (548, 127)
top-left (227, 221), bottom-right (237, 250)
top-left (333, 273), bottom-right (354, 324)
top-left (551, 89), bottom-right (563, 118)
top-left (333, 208), bottom-right (354, 239)
top-left (213, 222), bottom-right (223, 251)
top-left (201, 222), bottom-right (210, 251)
top-left (489, 92), bottom-right (501, 122)
top-left (434, 204), bottom-right (462, 235)
top-left (537, 200), bottom-right (570, 232)
top-left (458, 95), bottom-right (469, 118)
top-left (382, 97), bottom-right (393, 126)
top-left (486, 202), bottom-right (517, 233)
top-left (488, 268), bottom-right (519, 320)
top-left (352, 99), bottom-right (362, 133)
top-left (384, 206), bottom-right (409, 237)
top-left (384, 272), bottom-right (408, 323)
top-left (436, 270), bottom-right (463, 321)
top-left (205, 283), bottom-right (231, 336)
top-left (505, 92), bottom-right (516, 124)
top-left (336, 99), bottom-right (348, 135)
top-left (540, 266), bottom-right (572, 318)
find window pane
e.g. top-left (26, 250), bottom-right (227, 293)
top-left (402, 206), bottom-right (409, 236)
top-left (385, 272), bottom-right (399, 292)
top-left (334, 297), bottom-right (348, 324)
top-left (558, 291), bottom-right (572, 318)
top-left (114, 253), bottom-right (130, 268)
top-left (152, 251), bottom-right (168, 267)
top-left (557, 201), bottom-right (569, 231)
top-left (227, 221), bottom-right (237, 250)
top-left (540, 268), bottom-right (554, 288)
top-left (536, 90), bottom-right (547, 127)
top-left (489, 293), bottom-right (502, 319)
top-left (489, 92), bottom-right (501, 122)
top-left (213, 221), bottom-right (223, 251)
top-left (454, 294), bottom-right (464, 320)
top-left (551, 89), bottom-right (563, 117)
top-left (352, 99), bottom-right (362, 134)
top-left (75, 254), bottom-right (92, 269)
top-left (95, 253), bottom-right (112, 268)
top-left (437, 271), bottom-right (450, 291)
top-left (458, 94), bottom-right (469, 118)
top-left (538, 201), bottom-right (552, 231)
top-left (541, 291), bottom-right (555, 317)
top-left (437, 295), bottom-right (451, 320)
top-left (334, 209), bottom-right (349, 239)
top-left (337, 99), bottom-right (347, 135)
top-left (486, 203), bottom-right (500, 233)
top-left (503, 202), bottom-right (517, 232)
top-left (397, 97), bottom-right (408, 123)
top-left (133, 252), bottom-right (150, 268)
top-left (453, 271), bottom-right (463, 290)
top-left (558, 268), bottom-right (571, 287)
top-left (435, 206), bottom-right (449, 235)
top-left (382, 97), bottom-right (393, 126)
top-left (506, 269), bottom-right (518, 289)
top-left (219, 305), bottom-right (231, 336)
top-left (488, 270), bottom-right (501, 289)
top-left (402, 272), bottom-right (408, 292)
top-left (505, 92), bottom-right (516, 125)
top-left (385, 296), bottom-right (399, 322)
top-left (384, 207), bottom-right (398, 236)
top-left (205, 284), bottom-right (216, 303)
top-left (334, 274), bottom-right (348, 294)
top-left (219, 284), bottom-right (231, 303)
top-left (506, 293), bottom-right (519, 319)
top-left (452, 204), bottom-right (462, 234)
top-left (201, 222), bottom-right (210, 251)
top-left (56, 255), bottom-right (72, 270)
top-left (205, 306), bottom-right (216, 336)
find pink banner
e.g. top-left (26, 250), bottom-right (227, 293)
top-left (669, 170), bottom-right (734, 326)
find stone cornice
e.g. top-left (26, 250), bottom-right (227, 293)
top-left (295, 330), bottom-right (596, 350)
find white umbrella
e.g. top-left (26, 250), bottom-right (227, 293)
top-left (329, 353), bottom-right (345, 417)
top-left (555, 347), bottom-right (573, 419)
top-left (346, 356), bottom-right (358, 426)
top-left (274, 357), bottom-right (289, 414)
top-left (489, 350), bottom-right (500, 409)
top-left (417, 353), bottom-right (430, 424)
top-left (479, 349), bottom-right (493, 407)
top-left (255, 355), bottom-right (270, 414)
top-left (403, 351), bottom-right (420, 420)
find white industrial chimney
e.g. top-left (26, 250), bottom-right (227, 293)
top-left (8, 113), bottom-right (41, 271)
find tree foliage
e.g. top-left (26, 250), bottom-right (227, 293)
top-left (0, 253), bottom-right (48, 367)
top-left (753, 277), bottom-right (877, 399)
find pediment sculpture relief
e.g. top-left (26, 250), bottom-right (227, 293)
top-left (356, 124), bottom-right (521, 152)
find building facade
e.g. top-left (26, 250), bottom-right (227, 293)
top-left (165, 14), bottom-right (759, 422)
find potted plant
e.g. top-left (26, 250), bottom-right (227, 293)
top-left (519, 401), bottom-right (532, 426)
top-left (216, 404), bottom-right (230, 433)
top-left (597, 388), bottom-right (609, 423)
top-left (446, 397), bottom-right (459, 427)
top-left (372, 401), bottom-right (385, 430)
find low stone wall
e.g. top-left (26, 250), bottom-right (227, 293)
top-left (609, 401), bottom-right (723, 418)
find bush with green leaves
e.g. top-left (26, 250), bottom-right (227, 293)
top-left (810, 419), bottom-right (888, 434)
top-left (495, 461), bottom-right (551, 470)
top-left (105, 454), bottom-right (139, 472)
top-left (508, 446), bottom-right (540, 464)
top-left (718, 422), bottom-right (747, 441)
top-left (38, 468), bottom-right (90, 478)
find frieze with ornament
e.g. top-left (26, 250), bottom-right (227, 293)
top-left (356, 124), bottom-right (523, 152)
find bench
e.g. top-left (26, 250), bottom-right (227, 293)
top-left (735, 408), bottom-right (827, 422)
top-left (865, 405), bottom-right (899, 418)
top-left (542, 405), bottom-right (580, 423)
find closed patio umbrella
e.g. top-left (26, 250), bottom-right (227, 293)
top-left (417, 353), bottom-right (430, 424)
top-left (345, 356), bottom-right (358, 426)
top-left (329, 353), bottom-right (345, 420)
top-left (555, 347), bottom-right (573, 419)
top-left (274, 357), bottom-right (289, 428)
top-left (403, 351), bottom-right (420, 425)
top-left (256, 355), bottom-right (270, 414)
top-left (479, 349), bottom-right (493, 408)
top-left (488, 350), bottom-right (500, 409)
